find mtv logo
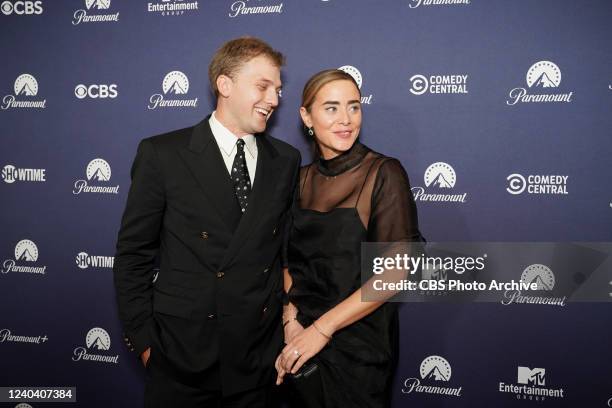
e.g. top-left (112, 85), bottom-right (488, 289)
top-left (517, 366), bottom-right (545, 386)
top-left (422, 265), bottom-right (447, 281)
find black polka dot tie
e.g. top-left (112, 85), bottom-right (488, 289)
top-left (232, 139), bottom-right (251, 214)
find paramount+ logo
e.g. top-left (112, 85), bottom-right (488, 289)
top-left (1, 1), bottom-right (43, 15)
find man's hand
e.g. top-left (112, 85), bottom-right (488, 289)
top-left (141, 347), bottom-right (151, 367)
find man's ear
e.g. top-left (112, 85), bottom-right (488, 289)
top-left (299, 106), bottom-right (312, 128)
top-left (216, 75), bottom-right (233, 98)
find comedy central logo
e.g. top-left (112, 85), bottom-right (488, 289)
top-left (506, 61), bottom-right (573, 106)
top-left (73, 158), bottom-right (119, 195)
top-left (1, 74), bottom-right (46, 110)
top-left (411, 162), bottom-right (467, 204)
top-left (409, 74), bottom-right (468, 95)
top-left (72, 0), bottom-right (119, 25)
top-left (501, 264), bottom-right (566, 307)
top-left (148, 70), bottom-right (198, 110)
top-left (338, 65), bottom-right (373, 105)
top-left (72, 327), bottom-right (119, 364)
top-left (506, 173), bottom-right (568, 195)
top-left (402, 355), bottom-right (462, 397)
top-left (2, 164), bottom-right (46, 183)
top-left (1, 239), bottom-right (47, 275)
top-left (75, 252), bottom-right (114, 269)
top-left (498, 365), bottom-right (564, 401)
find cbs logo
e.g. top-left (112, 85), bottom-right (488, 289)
top-left (74, 84), bottom-right (118, 99)
top-left (1, 1), bottom-right (43, 15)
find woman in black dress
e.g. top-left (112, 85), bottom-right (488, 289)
top-left (275, 69), bottom-right (422, 407)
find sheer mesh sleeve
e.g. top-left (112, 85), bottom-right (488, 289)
top-left (367, 159), bottom-right (422, 242)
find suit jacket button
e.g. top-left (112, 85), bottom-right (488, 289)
top-left (262, 306), bottom-right (268, 313)
top-left (272, 226), bottom-right (277, 236)
top-left (200, 231), bottom-right (209, 239)
top-left (216, 271), bottom-right (225, 278)
top-left (263, 267), bottom-right (269, 274)
top-left (207, 313), bottom-right (216, 319)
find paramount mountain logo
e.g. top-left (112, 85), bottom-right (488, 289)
top-left (506, 61), bottom-right (573, 106)
top-left (499, 366), bottom-right (564, 401)
top-left (411, 162), bottom-right (467, 203)
top-left (72, 327), bottom-right (119, 364)
top-left (73, 158), bottom-right (119, 195)
top-left (148, 70), bottom-right (198, 110)
top-left (402, 355), bottom-right (462, 397)
top-left (501, 264), bottom-right (566, 307)
top-left (1, 74), bottom-right (46, 110)
top-left (228, 0), bottom-right (283, 18)
top-left (147, 0), bottom-right (199, 16)
top-left (1, 239), bottom-right (47, 275)
top-left (75, 252), bottom-right (114, 269)
top-left (338, 65), bottom-right (373, 105)
top-left (72, 0), bottom-right (119, 25)
top-left (2, 164), bottom-right (46, 183)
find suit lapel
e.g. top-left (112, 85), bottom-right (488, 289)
top-left (220, 133), bottom-right (281, 268)
top-left (178, 118), bottom-right (241, 232)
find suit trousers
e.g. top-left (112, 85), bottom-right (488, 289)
top-left (144, 355), bottom-right (276, 408)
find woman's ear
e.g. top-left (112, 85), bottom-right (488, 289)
top-left (299, 106), bottom-right (312, 128)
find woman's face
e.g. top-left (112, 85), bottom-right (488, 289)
top-left (300, 80), bottom-right (362, 160)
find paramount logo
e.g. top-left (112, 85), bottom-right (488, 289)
top-left (402, 355), bottom-right (462, 397)
top-left (148, 71), bottom-right (198, 110)
top-left (73, 158), bottom-right (119, 195)
top-left (1, 239), bottom-right (47, 276)
top-left (409, 0), bottom-right (470, 8)
top-left (72, 327), bottom-right (119, 364)
top-left (0, 328), bottom-right (48, 344)
top-left (411, 162), bottom-right (468, 203)
top-left (501, 264), bottom-right (566, 307)
top-left (228, 0), bottom-right (283, 18)
top-left (506, 61), bottom-right (573, 106)
top-left (72, 0), bottom-right (119, 25)
top-left (1, 74), bottom-right (47, 110)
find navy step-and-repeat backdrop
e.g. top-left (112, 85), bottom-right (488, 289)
top-left (1, 0), bottom-right (611, 407)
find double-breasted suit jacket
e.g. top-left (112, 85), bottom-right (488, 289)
top-left (113, 116), bottom-right (300, 395)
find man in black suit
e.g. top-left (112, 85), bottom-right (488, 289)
top-left (113, 37), bottom-right (300, 407)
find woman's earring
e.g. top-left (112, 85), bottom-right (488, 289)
top-left (308, 127), bottom-right (314, 136)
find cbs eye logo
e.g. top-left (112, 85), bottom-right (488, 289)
top-left (1, 1), bottom-right (43, 15)
top-left (74, 84), bottom-right (118, 99)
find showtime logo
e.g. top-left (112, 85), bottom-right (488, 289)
top-left (2, 164), bottom-right (46, 183)
top-left (1, 74), bottom-right (46, 110)
top-left (75, 252), bottom-right (114, 269)
top-left (1, 0), bottom-right (43, 15)
top-left (148, 70), bottom-right (198, 110)
top-left (72, 0), bottom-right (119, 25)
